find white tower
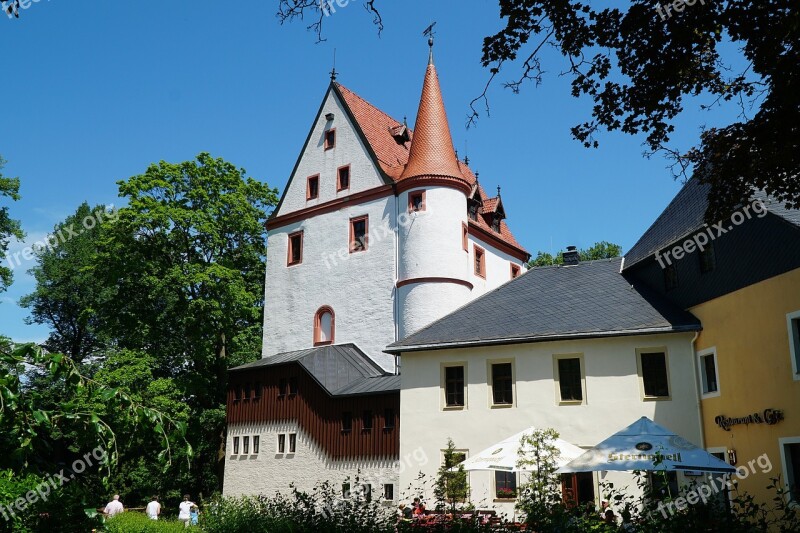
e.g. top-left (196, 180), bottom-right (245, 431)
top-left (396, 45), bottom-right (474, 338)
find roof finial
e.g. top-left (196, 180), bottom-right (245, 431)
top-left (464, 155), bottom-right (469, 165)
top-left (497, 185), bottom-right (501, 197)
top-left (330, 48), bottom-right (338, 81)
top-left (475, 171), bottom-right (480, 181)
top-left (403, 115), bottom-right (407, 127)
top-left (423, 22), bottom-right (437, 65)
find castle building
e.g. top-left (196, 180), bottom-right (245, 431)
top-left (223, 46), bottom-right (529, 499)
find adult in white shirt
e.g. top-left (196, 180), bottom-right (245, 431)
top-left (103, 494), bottom-right (124, 517)
top-left (145, 496), bottom-right (161, 520)
top-left (178, 494), bottom-right (195, 527)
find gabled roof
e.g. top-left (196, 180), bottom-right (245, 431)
top-left (624, 177), bottom-right (800, 269)
top-left (230, 344), bottom-right (399, 396)
top-left (386, 257), bottom-right (700, 353)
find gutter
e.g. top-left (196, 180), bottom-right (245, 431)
top-left (385, 325), bottom-right (702, 354)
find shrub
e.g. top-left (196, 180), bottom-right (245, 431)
top-left (104, 511), bottom-right (187, 532)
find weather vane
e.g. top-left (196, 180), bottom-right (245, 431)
top-left (423, 22), bottom-right (437, 62)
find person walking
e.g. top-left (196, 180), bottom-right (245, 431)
top-left (178, 494), bottom-right (195, 528)
top-left (103, 495), bottom-right (124, 518)
top-left (146, 496), bottom-right (161, 520)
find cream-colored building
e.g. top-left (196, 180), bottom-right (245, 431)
top-left (387, 256), bottom-right (705, 516)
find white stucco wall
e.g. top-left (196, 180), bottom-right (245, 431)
top-left (467, 234), bottom-right (526, 298)
top-left (263, 194), bottom-right (398, 370)
top-left (224, 422), bottom-right (399, 501)
top-left (398, 333), bottom-right (702, 518)
top-left (276, 88), bottom-right (387, 217)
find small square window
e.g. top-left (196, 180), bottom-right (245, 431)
top-left (362, 410), bottom-right (373, 431)
top-left (324, 129), bottom-right (336, 150)
top-left (232, 436), bottom-right (239, 455)
top-left (350, 216), bottom-right (368, 253)
top-left (342, 411), bottom-right (352, 432)
top-left (384, 408), bottom-right (395, 429)
top-left (307, 175), bottom-right (319, 200)
top-left (700, 351), bottom-right (719, 395)
top-left (288, 433), bottom-right (297, 453)
top-left (699, 242), bottom-right (716, 273)
top-left (289, 377), bottom-right (298, 395)
top-left (242, 383), bottom-right (251, 401)
top-left (287, 232), bottom-right (303, 266)
top-left (277, 434), bottom-right (286, 454)
top-left (444, 366), bottom-right (465, 407)
top-left (337, 165), bottom-right (350, 191)
top-left (409, 191), bottom-right (426, 212)
top-left (495, 471), bottom-right (517, 499)
top-left (664, 264), bottom-right (678, 291)
top-left (383, 483), bottom-right (394, 501)
top-left (253, 435), bottom-right (260, 454)
top-left (242, 435), bottom-right (250, 454)
top-left (474, 245), bottom-right (486, 278)
top-left (510, 264), bottom-right (521, 279)
top-left (640, 351), bottom-right (670, 398)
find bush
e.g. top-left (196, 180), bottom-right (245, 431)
top-left (104, 511), bottom-right (187, 532)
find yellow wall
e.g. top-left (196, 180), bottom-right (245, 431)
top-left (691, 267), bottom-right (800, 505)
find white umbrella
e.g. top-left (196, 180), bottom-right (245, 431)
top-left (556, 416), bottom-right (736, 474)
top-left (451, 426), bottom-right (585, 472)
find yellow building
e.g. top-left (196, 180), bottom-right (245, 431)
top-left (623, 177), bottom-right (800, 508)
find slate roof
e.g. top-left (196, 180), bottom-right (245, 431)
top-left (624, 177), bottom-right (800, 269)
top-left (230, 344), bottom-right (399, 396)
top-left (385, 257), bottom-right (700, 353)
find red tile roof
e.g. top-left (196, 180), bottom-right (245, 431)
top-left (334, 82), bottom-right (526, 257)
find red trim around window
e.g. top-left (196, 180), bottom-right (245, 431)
top-left (462, 222), bottom-right (469, 252)
top-left (349, 215), bottom-right (369, 253)
top-left (337, 164), bottom-right (351, 192)
top-left (313, 306), bottom-right (335, 346)
top-left (408, 190), bottom-right (426, 212)
top-left (287, 231), bottom-right (303, 266)
top-left (306, 175), bottom-right (319, 200)
top-left (474, 244), bottom-right (486, 279)
top-left (510, 263), bottom-right (521, 279)
top-left (324, 128), bottom-right (336, 150)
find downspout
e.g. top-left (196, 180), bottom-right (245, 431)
top-left (394, 188), bottom-right (401, 375)
top-left (689, 330), bottom-right (706, 448)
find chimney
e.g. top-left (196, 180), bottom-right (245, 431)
top-left (563, 245), bottom-right (580, 266)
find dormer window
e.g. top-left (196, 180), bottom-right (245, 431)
top-left (491, 216), bottom-right (501, 233)
top-left (324, 129), bottom-right (336, 150)
top-left (468, 201), bottom-right (479, 221)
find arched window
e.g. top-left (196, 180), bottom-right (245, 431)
top-left (314, 306), bottom-right (335, 346)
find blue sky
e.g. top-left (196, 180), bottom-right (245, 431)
top-left (0, 1), bottom-right (743, 342)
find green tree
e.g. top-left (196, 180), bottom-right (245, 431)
top-left (527, 241), bottom-right (622, 268)
top-left (279, 1), bottom-right (799, 220)
top-left (434, 438), bottom-right (469, 512)
top-left (19, 202), bottom-right (112, 362)
top-left (91, 152), bottom-right (278, 495)
top-left (0, 156), bottom-right (23, 294)
top-left (515, 428), bottom-right (564, 530)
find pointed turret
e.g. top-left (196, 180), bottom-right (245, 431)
top-left (399, 51), bottom-right (467, 188)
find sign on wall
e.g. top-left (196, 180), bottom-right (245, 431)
top-left (714, 409), bottom-right (784, 431)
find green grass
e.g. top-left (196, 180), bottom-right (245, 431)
top-left (104, 511), bottom-right (190, 532)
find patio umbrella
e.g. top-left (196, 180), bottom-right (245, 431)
top-left (556, 416), bottom-right (736, 474)
top-left (451, 426), bottom-right (585, 472)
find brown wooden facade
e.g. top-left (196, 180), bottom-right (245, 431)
top-left (227, 363), bottom-right (400, 460)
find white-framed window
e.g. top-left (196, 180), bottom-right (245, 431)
top-left (232, 436), bottom-right (239, 455)
top-left (242, 435), bottom-right (250, 455)
top-left (277, 434), bottom-right (286, 454)
top-left (288, 433), bottom-right (297, 454)
top-left (788, 310), bottom-right (800, 381)
top-left (441, 363), bottom-right (467, 409)
top-left (253, 435), bottom-right (260, 454)
top-left (494, 471), bottom-right (518, 500)
top-left (636, 348), bottom-right (671, 400)
top-left (553, 353), bottom-right (586, 405)
top-left (488, 360), bottom-right (515, 407)
top-left (697, 347), bottom-right (720, 398)
top-left (779, 437), bottom-right (800, 505)
top-left (383, 483), bottom-right (394, 501)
